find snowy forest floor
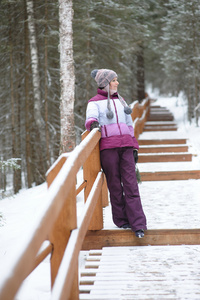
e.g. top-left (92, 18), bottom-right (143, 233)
top-left (0, 92), bottom-right (200, 299)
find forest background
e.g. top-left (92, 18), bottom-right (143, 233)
top-left (0, 0), bottom-right (200, 196)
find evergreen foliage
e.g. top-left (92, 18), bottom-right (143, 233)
top-left (0, 0), bottom-right (199, 194)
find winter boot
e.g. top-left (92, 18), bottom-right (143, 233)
top-left (135, 229), bottom-right (144, 238)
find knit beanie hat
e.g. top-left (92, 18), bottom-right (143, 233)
top-left (91, 69), bottom-right (132, 119)
top-left (91, 69), bottom-right (117, 88)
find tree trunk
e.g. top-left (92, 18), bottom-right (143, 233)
top-left (14, 64), bottom-right (22, 193)
top-left (59, 0), bottom-right (76, 153)
top-left (9, 8), bottom-right (17, 193)
top-left (136, 44), bottom-right (145, 103)
top-left (187, 85), bottom-right (193, 124)
top-left (86, 7), bottom-right (91, 102)
top-left (191, 3), bottom-right (199, 126)
top-left (24, 0), bottom-right (32, 188)
top-left (26, 0), bottom-right (44, 134)
top-left (44, 0), bottom-right (51, 167)
top-left (26, 0), bottom-right (46, 182)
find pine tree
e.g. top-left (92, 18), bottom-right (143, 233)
top-left (160, 0), bottom-right (200, 124)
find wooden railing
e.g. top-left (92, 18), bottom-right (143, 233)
top-left (131, 97), bottom-right (150, 139)
top-left (0, 97), bottom-right (150, 300)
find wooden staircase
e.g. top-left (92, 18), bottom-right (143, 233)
top-left (147, 106), bottom-right (174, 121)
top-left (138, 105), bottom-right (200, 181)
top-left (78, 103), bottom-right (200, 299)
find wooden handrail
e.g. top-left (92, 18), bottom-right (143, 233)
top-left (0, 96), bottom-right (150, 300)
top-left (51, 171), bottom-right (104, 299)
top-left (0, 128), bottom-right (101, 300)
top-left (132, 97), bottom-right (150, 139)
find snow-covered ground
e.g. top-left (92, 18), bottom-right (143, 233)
top-left (0, 92), bottom-right (200, 299)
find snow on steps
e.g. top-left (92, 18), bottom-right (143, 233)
top-left (139, 144), bottom-right (189, 153)
top-left (138, 152), bottom-right (192, 163)
top-left (145, 121), bottom-right (177, 126)
top-left (137, 127), bottom-right (200, 180)
top-left (139, 139), bottom-right (187, 145)
top-left (138, 145), bottom-right (200, 180)
top-left (79, 246), bottom-right (200, 299)
top-left (144, 122), bottom-right (178, 131)
top-left (103, 179), bottom-right (200, 230)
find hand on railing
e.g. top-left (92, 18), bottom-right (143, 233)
top-left (90, 121), bottom-right (101, 132)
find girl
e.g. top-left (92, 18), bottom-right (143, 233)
top-left (85, 69), bottom-right (147, 238)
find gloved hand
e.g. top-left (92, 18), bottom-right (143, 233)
top-left (90, 121), bottom-right (101, 132)
top-left (133, 149), bottom-right (138, 164)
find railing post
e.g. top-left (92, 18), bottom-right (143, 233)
top-left (69, 260), bottom-right (79, 300)
top-left (133, 118), bottom-right (139, 140)
top-left (47, 176), bottom-right (77, 291)
top-left (102, 173), bottom-right (109, 207)
top-left (46, 152), bottom-right (79, 296)
top-left (82, 131), bottom-right (104, 230)
top-left (131, 101), bottom-right (139, 121)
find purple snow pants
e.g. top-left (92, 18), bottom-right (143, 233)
top-left (100, 147), bottom-right (147, 232)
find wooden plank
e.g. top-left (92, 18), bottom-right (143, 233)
top-left (51, 172), bottom-right (104, 300)
top-left (140, 170), bottom-right (200, 181)
top-left (0, 128), bottom-right (103, 300)
top-left (145, 121), bottom-right (176, 126)
top-left (143, 126), bottom-right (177, 131)
top-left (139, 145), bottom-right (188, 153)
top-left (148, 115), bottom-right (174, 121)
top-left (88, 250), bottom-right (102, 256)
top-left (148, 113), bottom-right (173, 116)
top-left (82, 229), bottom-right (200, 250)
top-left (149, 111), bottom-right (172, 115)
top-left (150, 105), bottom-right (163, 108)
top-left (31, 243), bottom-right (53, 274)
top-left (138, 139), bottom-right (187, 145)
top-left (138, 153), bottom-right (192, 163)
top-left (79, 245), bottom-right (200, 299)
top-left (150, 106), bottom-right (169, 109)
top-left (102, 175), bottom-right (109, 207)
top-left (82, 131), bottom-right (103, 230)
top-left (46, 154), bottom-right (69, 187)
top-left (49, 181), bottom-right (77, 287)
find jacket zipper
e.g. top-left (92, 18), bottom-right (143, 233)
top-left (104, 125), bottom-right (108, 136)
top-left (112, 98), bottom-right (122, 135)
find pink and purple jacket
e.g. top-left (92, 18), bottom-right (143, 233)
top-left (85, 89), bottom-right (139, 151)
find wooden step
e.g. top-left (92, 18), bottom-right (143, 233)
top-left (149, 109), bottom-right (171, 114)
top-left (150, 105), bottom-right (163, 108)
top-left (148, 111), bottom-right (173, 115)
top-left (148, 115), bottom-right (174, 121)
top-left (79, 244), bottom-right (200, 299)
top-left (145, 121), bottom-right (177, 126)
top-left (139, 139), bottom-right (187, 145)
top-left (139, 145), bottom-right (188, 153)
top-left (144, 125), bottom-right (177, 131)
top-left (140, 170), bottom-right (200, 181)
top-left (138, 153), bottom-right (192, 163)
top-left (82, 229), bottom-right (200, 250)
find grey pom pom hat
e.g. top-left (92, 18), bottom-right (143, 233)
top-left (91, 69), bottom-right (117, 88)
top-left (91, 68), bottom-right (132, 119)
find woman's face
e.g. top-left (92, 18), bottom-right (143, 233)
top-left (109, 77), bottom-right (119, 91)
